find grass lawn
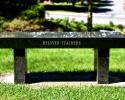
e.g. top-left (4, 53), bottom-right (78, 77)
top-left (0, 49), bottom-right (125, 99)
top-left (0, 84), bottom-right (125, 100)
top-left (0, 48), bottom-right (125, 73)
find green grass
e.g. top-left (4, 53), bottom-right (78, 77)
top-left (0, 49), bottom-right (125, 99)
top-left (27, 49), bottom-right (93, 72)
top-left (0, 49), bottom-right (13, 73)
top-left (0, 84), bottom-right (125, 100)
top-left (0, 49), bottom-right (125, 74)
top-left (110, 49), bottom-right (125, 72)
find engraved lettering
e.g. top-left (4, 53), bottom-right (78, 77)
top-left (42, 41), bottom-right (81, 46)
top-left (42, 41), bottom-right (59, 46)
top-left (61, 41), bottom-right (81, 46)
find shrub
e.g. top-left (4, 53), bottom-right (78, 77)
top-left (93, 24), bottom-right (114, 31)
top-left (20, 3), bottom-right (45, 20)
top-left (6, 18), bottom-right (44, 32)
top-left (109, 21), bottom-right (114, 27)
top-left (0, 16), bottom-right (9, 32)
top-left (117, 24), bottom-right (124, 31)
top-left (47, 18), bottom-right (87, 32)
top-left (0, 17), bottom-right (7, 26)
top-left (69, 19), bottom-right (87, 31)
top-left (1, 16), bottom-right (124, 32)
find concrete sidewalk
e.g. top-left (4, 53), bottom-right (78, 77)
top-left (46, 11), bottom-right (125, 24)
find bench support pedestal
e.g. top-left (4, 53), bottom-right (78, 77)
top-left (14, 48), bottom-right (26, 84)
top-left (96, 48), bottom-right (109, 84)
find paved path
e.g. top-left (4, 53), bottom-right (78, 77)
top-left (45, 0), bottom-right (125, 25)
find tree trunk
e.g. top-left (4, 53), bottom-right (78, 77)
top-left (87, 0), bottom-right (97, 73)
top-left (87, 0), bottom-right (92, 31)
top-left (72, 0), bottom-right (76, 7)
top-left (81, 0), bottom-right (84, 5)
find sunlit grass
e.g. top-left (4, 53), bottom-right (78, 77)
top-left (110, 49), bottom-right (125, 72)
top-left (0, 83), bottom-right (125, 100)
top-left (27, 49), bottom-right (93, 72)
top-left (0, 49), bottom-right (125, 74)
top-left (0, 49), bottom-right (125, 99)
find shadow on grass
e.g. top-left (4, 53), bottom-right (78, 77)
top-left (45, 5), bottom-right (112, 13)
top-left (109, 72), bottom-right (125, 83)
top-left (26, 71), bottom-right (125, 84)
top-left (45, 0), bottom-right (113, 13)
top-left (26, 71), bottom-right (96, 83)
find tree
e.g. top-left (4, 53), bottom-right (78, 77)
top-left (87, 0), bottom-right (97, 72)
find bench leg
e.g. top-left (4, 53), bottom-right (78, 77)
top-left (14, 48), bottom-right (27, 84)
top-left (97, 48), bottom-right (109, 84)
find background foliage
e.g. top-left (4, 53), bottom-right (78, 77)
top-left (0, 0), bottom-right (37, 18)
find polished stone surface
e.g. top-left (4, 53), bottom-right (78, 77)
top-left (0, 32), bottom-right (124, 38)
top-left (0, 32), bottom-right (124, 48)
top-left (14, 49), bottom-right (26, 84)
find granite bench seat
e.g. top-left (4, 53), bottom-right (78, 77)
top-left (0, 32), bottom-right (124, 84)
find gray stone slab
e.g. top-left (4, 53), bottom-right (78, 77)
top-left (97, 48), bottom-right (109, 84)
top-left (0, 32), bottom-right (124, 38)
top-left (0, 32), bottom-right (124, 48)
top-left (14, 48), bottom-right (27, 84)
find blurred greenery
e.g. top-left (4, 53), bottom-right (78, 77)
top-left (0, 3), bottom-right (45, 32)
top-left (1, 17), bottom-right (125, 32)
top-left (7, 18), bottom-right (44, 32)
top-left (0, 16), bottom-right (9, 32)
top-left (0, 1), bottom-right (124, 32)
top-left (0, 0), bottom-right (37, 19)
top-left (93, 24), bottom-right (114, 31)
top-left (46, 18), bottom-right (88, 32)
top-left (20, 3), bottom-right (45, 20)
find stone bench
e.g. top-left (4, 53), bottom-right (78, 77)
top-left (0, 32), bottom-right (124, 84)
